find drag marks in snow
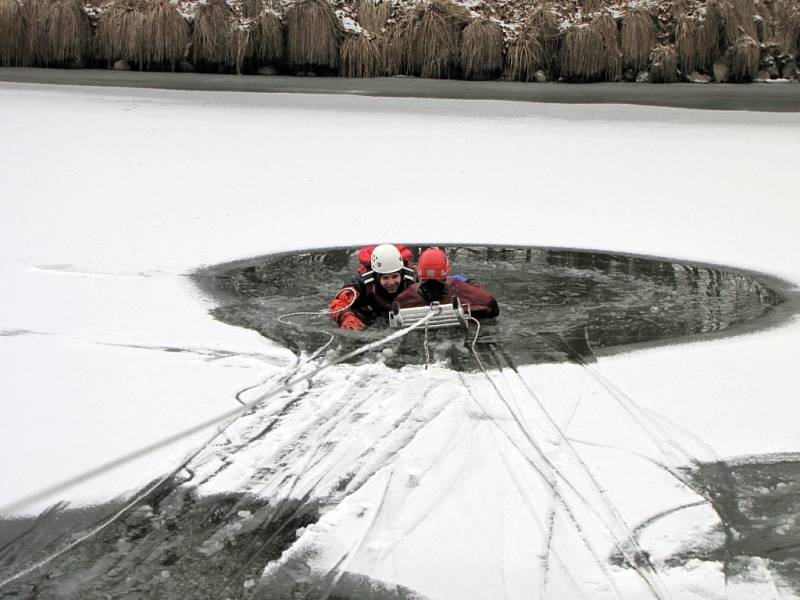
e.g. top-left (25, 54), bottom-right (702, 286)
top-left (464, 342), bottom-right (727, 598)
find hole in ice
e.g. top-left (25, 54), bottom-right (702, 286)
top-left (194, 245), bottom-right (785, 367)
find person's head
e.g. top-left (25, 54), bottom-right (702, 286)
top-left (418, 247), bottom-right (450, 300)
top-left (418, 247), bottom-right (450, 281)
top-left (371, 243), bottom-right (405, 294)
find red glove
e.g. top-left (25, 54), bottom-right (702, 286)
top-left (329, 288), bottom-right (358, 322)
top-left (340, 313), bottom-right (366, 331)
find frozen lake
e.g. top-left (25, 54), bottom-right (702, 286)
top-left (1, 81), bottom-right (799, 598)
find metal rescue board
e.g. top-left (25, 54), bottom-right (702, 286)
top-left (389, 298), bottom-right (471, 330)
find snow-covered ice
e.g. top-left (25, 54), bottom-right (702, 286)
top-left (1, 81), bottom-right (799, 598)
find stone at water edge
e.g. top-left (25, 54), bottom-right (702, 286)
top-left (756, 70), bottom-right (772, 81)
top-left (782, 61), bottom-right (798, 79)
top-left (688, 70), bottom-right (712, 83)
top-left (178, 60), bottom-right (194, 73)
top-left (534, 69), bottom-right (547, 82)
top-left (713, 62), bottom-right (730, 83)
top-left (767, 64), bottom-right (780, 79)
top-left (636, 70), bottom-right (649, 83)
top-left (113, 60), bottom-right (130, 71)
top-left (257, 66), bottom-right (279, 75)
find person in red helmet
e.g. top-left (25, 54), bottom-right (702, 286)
top-left (329, 243), bottom-right (417, 331)
top-left (395, 247), bottom-right (499, 319)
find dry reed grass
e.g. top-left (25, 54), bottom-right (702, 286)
top-left (142, 0), bottom-right (190, 67)
top-left (560, 23), bottom-right (605, 81)
top-left (193, 0), bottom-right (233, 65)
top-left (526, 6), bottom-right (561, 74)
top-left (764, 0), bottom-right (800, 55)
top-left (676, 12), bottom-right (720, 72)
top-left (285, 0), bottom-right (340, 70)
top-left (460, 18), bottom-right (503, 79)
top-left (193, 0), bottom-right (254, 73)
top-left (595, 13), bottom-right (621, 80)
top-left (340, 32), bottom-right (383, 76)
top-left (729, 34), bottom-right (759, 79)
top-left (622, 7), bottom-right (656, 71)
top-left (357, 0), bottom-right (390, 32)
top-left (95, 1), bottom-right (144, 66)
top-left (505, 27), bottom-right (545, 81)
top-left (0, 0), bottom-right (23, 66)
top-left (649, 44), bottom-right (678, 82)
top-left (242, 0), bottom-right (263, 19)
top-left (392, 0), bottom-right (471, 78)
top-left (96, 0), bottom-right (188, 69)
top-left (252, 10), bottom-right (283, 65)
top-left (25, 0), bottom-right (92, 67)
top-left (706, 0), bottom-right (757, 47)
top-left (670, 0), bottom-right (688, 20)
top-left (581, 0), bottom-right (602, 14)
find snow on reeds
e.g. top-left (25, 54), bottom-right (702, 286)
top-left (0, 0), bottom-right (23, 66)
top-left (392, 0), bottom-right (471, 78)
top-left (285, 0), bottom-right (341, 71)
top-left (24, 0), bottom-right (91, 67)
top-left (96, 0), bottom-right (188, 70)
top-left (649, 44), bottom-right (679, 82)
top-left (460, 18), bottom-right (503, 79)
top-left (622, 7), bottom-right (656, 71)
top-left (2, 0), bottom-right (797, 82)
top-left (340, 32), bottom-right (383, 77)
top-left (357, 0), bottom-right (390, 33)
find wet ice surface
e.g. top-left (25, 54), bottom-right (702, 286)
top-left (5, 455), bottom-right (800, 598)
top-left (1, 246), bottom-right (796, 599)
top-left (197, 245), bottom-right (783, 367)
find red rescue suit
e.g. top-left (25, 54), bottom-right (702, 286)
top-left (330, 266), bottom-right (417, 329)
top-left (395, 277), bottom-right (499, 319)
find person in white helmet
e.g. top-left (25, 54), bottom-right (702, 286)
top-left (329, 244), bottom-right (416, 331)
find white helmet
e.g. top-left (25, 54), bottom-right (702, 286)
top-left (370, 244), bottom-right (404, 274)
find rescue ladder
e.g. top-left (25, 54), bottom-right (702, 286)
top-left (388, 297), bottom-right (471, 330)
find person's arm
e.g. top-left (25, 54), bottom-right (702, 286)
top-left (455, 283), bottom-right (499, 319)
top-left (477, 298), bottom-right (500, 319)
top-left (328, 285), bottom-right (366, 330)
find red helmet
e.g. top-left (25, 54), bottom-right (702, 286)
top-left (358, 246), bottom-right (376, 271)
top-left (418, 248), bottom-right (450, 281)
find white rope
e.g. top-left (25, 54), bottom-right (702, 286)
top-left (0, 424), bottom-right (226, 589)
top-left (0, 309), bottom-right (438, 524)
top-left (0, 285), bottom-right (428, 589)
top-left (465, 318), bottom-right (671, 600)
top-left (0, 311), bottom-right (438, 590)
top-left (423, 318), bottom-right (431, 369)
